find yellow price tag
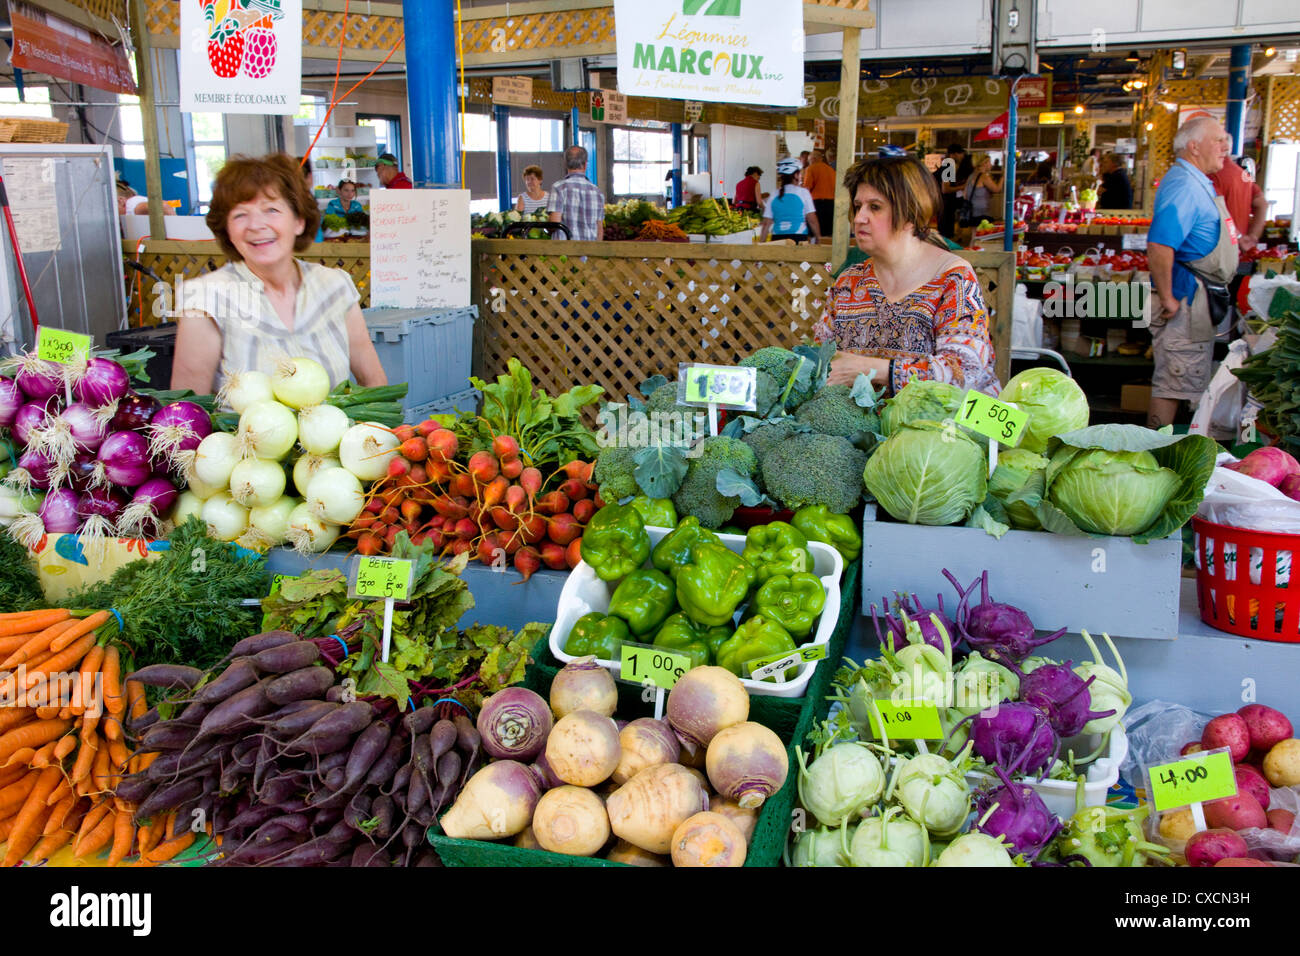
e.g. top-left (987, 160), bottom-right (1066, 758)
top-left (682, 365), bottom-right (757, 409)
top-left (354, 557), bottom-right (413, 601)
top-left (36, 327), bottom-right (92, 365)
top-left (954, 391), bottom-right (1030, 446)
top-left (867, 700), bottom-right (943, 740)
top-left (619, 642), bottom-right (691, 690)
top-left (1147, 749), bottom-right (1238, 813)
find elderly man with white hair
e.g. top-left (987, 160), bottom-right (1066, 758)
top-left (1145, 115), bottom-right (1236, 429)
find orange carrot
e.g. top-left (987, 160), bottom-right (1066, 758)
top-left (74, 799), bottom-right (111, 847)
top-left (0, 718), bottom-right (73, 764)
top-left (101, 645), bottom-right (123, 715)
top-left (53, 733), bottom-right (77, 761)
top-left (0, 773), bottom-right (37, 815)
top-left (0, 617), bottom-right (77, 668)
top-left (91, 744), bottom-right (111, 794)
top-left (125, 679), bottom-right (147, 721)
top-left (34, 704), bottom-right (61, 720)
top-left (103, 712), bottom-right (124, 743)
top-left (1, 746), bottom-right (35, 769)
top-left (30, 824), bottom-right (76, 862)
top-left (139, 830), bottom-right (194, 866)
top-left (44, 777), bottom-right (72, 809)
top-left (107, 806), bottom-right (136, 865)
top-left (0, 707), bottom-right (34, 735)
top-left (49, 611), bottom-right (109, 653)
top-left (21, 632), bottom-right (99, 690)
top-left (107, 735), bottom-right (129, 773)
top-left (71, 730), bottom-right (98, 785)
top-left (74, 805), bottom-right (116, 858)
top-left (73, 645), bottom-right (105, 717)
top-left (0, 608), bottom-right (69, 637)
top-left (29, 739), bottom-right (58, 768)
top-left (42, 793), bottom-right (77, 835)
top-left (0, 763), bottom-right (26, 789)
top-left (2, 765), bottom-right (60, 865)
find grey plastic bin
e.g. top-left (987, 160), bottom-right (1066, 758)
top-left (363, 306), bottom-right (476, 410)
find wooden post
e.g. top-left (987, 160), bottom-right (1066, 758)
top-left (832, 26), bottom-right (860, 270)
top-left (128, 0), bottom-right (166, 240)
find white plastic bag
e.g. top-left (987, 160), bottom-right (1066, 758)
top-left (1194, 456), bottom-right (1300, 585)
top-left (1011, 282), bottom-right (1042, 350)
top-left (1189, 338), bottom-right (1251, 440)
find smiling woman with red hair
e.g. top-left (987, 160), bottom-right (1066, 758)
top-left (170, 153), bottom-right (386, 396)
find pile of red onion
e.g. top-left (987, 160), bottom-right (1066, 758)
top-left (1, 352), bottom-right (210, 545)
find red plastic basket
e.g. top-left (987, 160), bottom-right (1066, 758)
top-left (1191, 516), bottom-right (1300, 643)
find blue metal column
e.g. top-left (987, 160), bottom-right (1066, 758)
top-left (494, 105), bottom-right (512, 211)
top-left (403, 0), bottom-right (459, 186)
top-left (571, 103), bottom-right (581, 146)
top-left (1226, 44), bottom-right (1252, 155)
top-left (1004, 81), bottom-right (1018, 253)
top-left (670, 122), bottom-right (683, 207)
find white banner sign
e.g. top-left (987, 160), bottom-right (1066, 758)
top-left (180, 0), bottom-right (302, 114)
top-left (370, 190), bottom-right (472, 310)
top-left (614, 0), bottom-right (802, 107)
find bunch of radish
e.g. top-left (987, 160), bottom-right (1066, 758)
top-left (346, 422), bottom-right (599, 580)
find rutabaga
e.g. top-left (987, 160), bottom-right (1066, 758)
top-left (338, 422), bottom-right (400, 482)
top-left (229, 457), bottom-right (288, 508)
top-left (306, 467), bottom-right (364, 526)
top-left (796, 742), bottom-right (885, 828)
top-left (296, 403), bottom-right (350, 456)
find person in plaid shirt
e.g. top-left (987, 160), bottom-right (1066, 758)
top-left (548, 146), bottom-right (604, 240)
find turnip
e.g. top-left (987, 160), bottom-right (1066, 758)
top-left (477, 687), bottom-right (552, 763)
top-left (545, 710), bottom-right (621, 787)
top-left (605, 840), bottom-right (669, 866)
top-left (846, 806), bottom-right (928, 867)
top-left (709, 795), bottom-right (757, 845)
top-left (788, 825), bottom-right (847, 867)
top-left (439, 761), bottom-right (542, 840)
top-left (891, 750), bottom-right (972, 838)
top-left (1185, 828), bottom-right (1249, 867)
top-left (1237, 704), bottom-right (1293, 752)
top-left (1234, 764), bottom-right (1271, 811)
top-left (670, 811), bottom-right (747, 867)
top-left (665, 665), bottom-right (749, 756)
top-left (613, 718), bottom-right (681, 785)
top-left (1224, 446), bottom-right (1300, 487)
top-left (705, 721), bottom-right (788, 810)
top-left (796, 742), bottom-right (885, 828)
top-left (933, 831), bottom-right (1015, 867)
top-left (513, 826), bottom-right (543, 851)
top-left (606, 763), bottom-right (710, 854)
top-left (549, 657), bottom-right (618, 719)
top-left (532, 785), bottom-right (610, 856)
top-left (1263, 739), bottom-right (1300, 787)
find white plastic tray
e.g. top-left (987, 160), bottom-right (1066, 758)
top-left (549, 526), bottom-right (844, 697)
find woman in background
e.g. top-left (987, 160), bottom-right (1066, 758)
top-left (514, 165), bottom-right (550, 214)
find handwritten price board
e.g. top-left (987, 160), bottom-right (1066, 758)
top-left (867, 700), bottom-right (943, 740)
top-left (619, 641), bottom-right (692, 690)
top-left (954, 391), bottom-right (1029, 446)
top-left (353, 557), bottom-right (414, 601)
top-left (681, 364), bottom-right (757, 410)
top-left (37, 327), bottom-right (91, 364)
top-left (1147, 749), bottom-right (1237, 813)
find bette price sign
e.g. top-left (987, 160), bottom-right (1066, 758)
top-left (614, 0), bottom-right (803, 107)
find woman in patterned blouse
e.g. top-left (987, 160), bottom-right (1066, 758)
top-left (813, 155), bottom-right (999, 397)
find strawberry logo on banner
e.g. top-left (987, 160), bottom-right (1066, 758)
top-left (975, 111), bottom-right (1010, 141)
top-left (181, 0), bottom-right (301, 114)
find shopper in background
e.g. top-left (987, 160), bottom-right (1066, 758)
top-left (1146, 116), bottom-right (1235, 430)
top-left (1026, 158), bottom-right (1055, 185)
top-left (798, 150), bottom-right (811, 184)
top-left (964, 154), bottom-right (1000, 222)
top-left (170, 153), bottom-right (387, 396)
top-left (324, 179), bottom-right (364, 218)
top-left (514, 165), bottom-right (550, 215)
top-left (375, 153), bottom-right (413, 189)
top-left (803, 148), bottom-right (838, 237)
top-left (115, 180), bottom-right (175, 220)
top-left (548, 145), bottom-right (604, 240)
top-left (760, 158), bottom-right (820, 242)
top-left (814, 154), bottom-right (998, 397)
top-left (1210, 156), bottom-right (1268, 253)
top-left (935, 143), bottom-right (971, 239)
top-left (733, 165), bottom-right (762, 211)
top-left (1097, 152), bottom-right (1133, 210)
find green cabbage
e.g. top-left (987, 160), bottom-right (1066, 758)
top-left (879, 379), bottom-right (964, 436)
top-left (999, 368), bottom-right (1090, 453)
top-left (863, 421), bottom-right (987, 526)
top-left (987, 448), bottom-right (1051, 530)
top-left (1047, 448), bottom-right (1181, 536)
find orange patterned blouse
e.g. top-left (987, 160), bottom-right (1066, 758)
top-left (812, 258), bottom-right (1000, 396)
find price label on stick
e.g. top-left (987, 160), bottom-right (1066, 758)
top-left (620, 641), bottom-right (692, 690)
top-left (954, 391), bottom-right (1029, 446)
top-left (36, 327), bottom-right (92, 365)
top-left (352, 557), bottom-right (414, 601)
top-left (746, 644), bottom-right (827, 681)
top-left (867, 700), bottom-right (943, 740)
top-left (681, 363), bottom-right (757, 410)
top-left (1147, 748), bottom-right (1237, 813)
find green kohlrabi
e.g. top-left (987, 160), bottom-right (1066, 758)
top-left (934, 831), bottom-right (1017, 867)
top-left (845, 806), bottom-right (930, 867)
top-left (951, 651), bottom-right (1020, 718)
top-left (1074, 630), bottom-right (1132, 735)
top-left (788, 825), bottom-right (848, 867)
top-left (890, 748), bottom-right (973, 838)
top-left (797, 742), bottom-right (886, 828)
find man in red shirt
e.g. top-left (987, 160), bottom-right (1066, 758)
top-left (733, 166), bottom-right (761, 211)
top-left (375, 153), bottom-right (413, 189)
top-left (801, 149), bottom-right (837, 238)
top-left (1210, 157), bottom-right (1266, 251)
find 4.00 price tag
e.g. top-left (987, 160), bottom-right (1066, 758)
top-left (36, 327), bottom-right (92, 365)
top-left (867, 700), bottom-right (943, 740)
top-left (1147, 748), bottom-right (1237, 813)
top-left (353, 557), bottom-right (414, 601)
top-left (954, 391), bottom-right (1029, 446)
top-left (681, 363), bottom-right (757, 410)
top-left (619, 642), bottom-right (692, 690)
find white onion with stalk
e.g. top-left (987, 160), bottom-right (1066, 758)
top-left (185, 467), bottom-right (225, 501)
top-left (293, 453), bottom-right (341, 497)
top-left (0, 486), bottom-right (42, 528)
top-left (216, 368), bottom-right (274, 415)
top-left (337, 422), bottom-right (399, 481)
top-left (170, 490), bottom-right (207, 526)
top-left (245, 495), bottom-right (298, 549)
top-left (202, 491), bottom-right (249, 542)
top-left (235, 400), bottom-right (298, 461)
top-left (296, 403), bottom-right (349, 456)
top-left (271, 356), bottom-right (331, 410)
top-left (305, 467), bottom-right (364, 525)
top-left (285, 502), bottom-right (340, 554)
top-left (228, 456), bottom-right (287, 508)
top-left (193, 432), bottom-right (240, 489)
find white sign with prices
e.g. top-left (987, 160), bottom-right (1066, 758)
top-left (180, 0), bottom-right (302, 114)
top-left (370, 190), bottom-right (472, 309)
top-left (614, 0), bottom-right (803, 107)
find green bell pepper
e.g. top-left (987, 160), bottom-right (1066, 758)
top-left (718, 525), bottom-right (746, 536)
top-left (752, 572), bottom-right (826, 639)
top-left (703, 623), bottom-right (733, 660)
top-left (580, 503), bottom-right (652, 581)
top-left (565, 612), bottom-right (631, 660)
top-left (675, 540), bottom-right (755, 628)
top-left (791, 505), bottom-right (862, 563)
top-left (651, 516), bottom-right (721, 578)
top-left (742, 521), bottom-right (814, 585)
top-left (608, 568), bottom-right (676, 636)
top-left (629, 495), bottom-right (678, 529)
top-left (716, 614), bottom-right (797, 679)
top-left (651, 613), bottom-right (712, 669)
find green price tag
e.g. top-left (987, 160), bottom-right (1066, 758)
top-left (1147, 749), bottom-right (1238, 813)
top-left (867, 700), bottom-right (943, 740)
top-left (682, 364), bottom-right (757, 409)
top-left (36, 327), bottom-right (92, 365)
top-left (619, 641), bottom-right (692, 690)
top-left (954, 390), bottom-right (1030, 446)
top-left (354, 557), bottom-right (414, 600)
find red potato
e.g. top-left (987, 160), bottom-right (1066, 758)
top-left (1180, 741), bottom-right (1204, 757)
top-left (1234, 763), bottom-right (1271, 810)
top-left (1201, 713), bottom-right (1251, 762)
top-left (1267, 808), bottom-right (1295, 834)
top-left (1214, 857), bottom-right (1273, 867)
top-left (1204, 791), bottom-right (1267, 831)
top-left (1237, 704), bottom-right (1294, 752)
top-left (1185, 828), bottom-right (1249, 867)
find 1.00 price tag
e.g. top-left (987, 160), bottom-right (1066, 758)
top-left (867, 700), bottom-right (943, 740)
top-left (619, 642), bottom-right (692, 690)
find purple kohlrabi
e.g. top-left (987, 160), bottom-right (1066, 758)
top-left (874, 590), bottom-right (964, 654)
top-left (972, 764), bottom-right (1062, 860)
top-left (1017, 662), bottom-right (1117, 738)
top-left (966, 700), bottom-right (1060, 779)
top-left (943, 569), bottom-right (1066, 664)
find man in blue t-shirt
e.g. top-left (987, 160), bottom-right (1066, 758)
top-left (1146, 116), bottom-right (1233, 429)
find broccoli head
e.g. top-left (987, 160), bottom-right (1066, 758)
top-left (759, 432), bottom-right (868, 514)
top-left (671, 435), bottom-right (759, 529)
top-left (740, 417), bottom-right (806, 463)
top-left (740, 347), bottom-right (816, 409)
top-left (592, 444), bottom-right (639, 503)
top-left (795, 384), bottom-right (881, 451)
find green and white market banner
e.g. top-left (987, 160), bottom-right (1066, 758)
top-left (614, 0), bottom-right (803, 107)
